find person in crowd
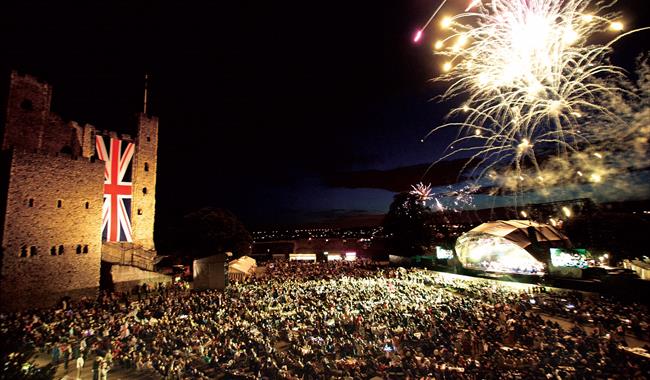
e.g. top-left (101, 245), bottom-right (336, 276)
top-left (75, 354), bottom-right (84, 380)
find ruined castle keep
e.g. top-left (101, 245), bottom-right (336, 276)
top-left (0, 72), bottom-right (159, 311)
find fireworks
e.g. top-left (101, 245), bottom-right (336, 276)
top-left (410, 182), bottom-right (433, 204)
top-left (413, 30), bottom-right (424, 43)
top-left (416, 0), bottom-right (650, 201)
top-left (429, 183), bottom-right (481, 213)
top-left (410, 182), bottom-right (479, 211)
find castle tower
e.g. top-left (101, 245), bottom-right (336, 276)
top-left (0, 72), bottom-right (105, 311)
top-left (2, 72), bottom-right (52, 152)
top-left (130, 113), bottom-right (158, 250)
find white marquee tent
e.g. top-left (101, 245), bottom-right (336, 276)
top-left (228, 256), bottom-right (257, 281)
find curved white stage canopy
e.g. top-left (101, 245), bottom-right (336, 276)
top-left (455, 220), bottom-right (571, 275)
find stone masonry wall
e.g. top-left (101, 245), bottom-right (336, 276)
top-left (110, 264), bottom-right (171, 293)
top-left (0, 150), bottom-right (104, 311)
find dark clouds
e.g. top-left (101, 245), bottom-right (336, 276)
top-left (323, 159), bottom-right (472, 193)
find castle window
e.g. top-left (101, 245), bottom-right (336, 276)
top-left (20, 99), bottom-right (33, 111)
top-left (20, 246), bottom-right (28, 258)
top-left (142, 187), bottom-right (148, 195)
top-left (50, 246), bottom-right (56, 256)
top-left (28, 198), bottom-right (34, 207)
top-left (57, 200), bottom-right (62, 208)
top-left (76, 245), bottom-right (82, 254)
top-left (146, 136), bottom-right (151, 142)
top-left (144, 163), bottom-right (149, 172)
top-left (29, 246), bottom-right (37, 256)
top-left (58, 245), bottom-right (64, 255)
top-left (137, 208), bottom-right (143, 215)
top-left (85, 201), bottom-right (90, 209)
top-left (83, 245), bottom-right (89, 254)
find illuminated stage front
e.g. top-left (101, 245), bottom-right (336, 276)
top-left (456, 233), bottom-right (545, 274)
top-left (455, 220), bottom-right (572, 275)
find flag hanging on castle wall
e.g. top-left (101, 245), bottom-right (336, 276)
top-left (96, 136), bottom-right (134, 242)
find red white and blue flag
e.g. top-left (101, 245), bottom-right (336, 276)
top-left (96, 136), bottom-right (134, 242)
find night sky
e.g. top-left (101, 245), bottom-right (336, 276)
top-left (1, 0), bottom-right (649, 229)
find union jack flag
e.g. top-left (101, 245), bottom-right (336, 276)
top-left (96, 136), bottom-right (134, 242)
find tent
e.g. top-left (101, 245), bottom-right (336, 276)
top-left (239, 256), bottom-right (256, 267)
top-left (228, 256), bottom-right (257, 281)
top-left (193, 254), bottom-right (228, 290)
top-left (455, 220), bottom-right (571, 274)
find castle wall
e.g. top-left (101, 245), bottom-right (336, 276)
top-left (109, 264), bottom-right (171, 293)
top-left (0, 150), bottom-right (104, 311)
top-left (41, 114), bottom-right (74, 155)
top-left (130, 114), bottom-right (158, 250)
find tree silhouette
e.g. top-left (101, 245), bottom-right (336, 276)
top-left (382, 192), bottom-right (434, 257)
top-left (180, 208), bottom-right (252, 259)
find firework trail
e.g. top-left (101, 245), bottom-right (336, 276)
top-left (416, 0), bottom-right (650, 201)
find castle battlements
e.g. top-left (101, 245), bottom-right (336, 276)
top-left (10, 71), bottom-right (51, 88)
top-left (98, 130), bottom-right (134, 142)
top-left (6, 147), bottom-right (105, 163)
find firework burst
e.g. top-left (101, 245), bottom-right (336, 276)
top-left (410, 182), bottom-right (434, 204)
top-left (418, 0), bottom-right (649, 201)
top-left (431, 183), bottom-right (481, 212)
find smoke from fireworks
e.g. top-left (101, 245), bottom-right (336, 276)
top-left (416, 0), bottom-right (650, 203)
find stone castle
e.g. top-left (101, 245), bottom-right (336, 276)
top-left (0, 72), bottom-right (160, 311)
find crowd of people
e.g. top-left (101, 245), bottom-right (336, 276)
top-left (1, 260), bottom-right (650, 379)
